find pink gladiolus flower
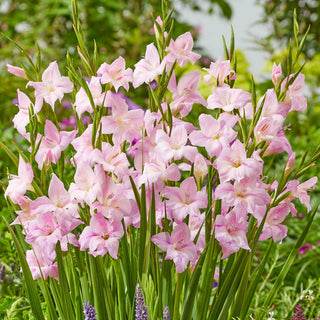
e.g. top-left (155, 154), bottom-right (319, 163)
top-left (188, 113), bottom-right (239, 158)
top-left (215, 178), bottom-right (271, 214)
top-left (214, 139), bottom-right (262, 183)
top-left (166, 32), bottom-right (201, 67)
top-left (254, 115), bottom-right (284, 146)
top-left (69, 163), bottom-right (105, 206)
top-left (193, 154), bottom-right (209, 186)
top-left (133, 43), bottom-right (166, 88)
top-left (74, 76), bottom-right (104, 117)
top-left (203, 59), bottom-right (236, 86)
top-left (35, 120), bottom-right (77, 169)
top-left (13, 90), bottom-right (34, 135)
top-left (154, 125), bottom-right (198, 163)
top-left (5, 155), bottom-right (34, 204)
top-left (79, 212), bottom-right (124, 258)
top-left (26, 242), bottom-right (58, 280)
top-left (31, 173), bottom-right (81, 230)
top-left (151, 223), bottom-right (199, 273)
top-left (259, 204), bottom-right (289, 243)
top-left (259, 89), bottom-right (290, 119)
top-left (100, 92), bottom-right (144, 145)
top-left (281, 73), bottom-right (307, 112)
top-left (27, 61), bottom-right (73, 112)
top-left (97, 56), bottom-right (133, 91)
top-left (286, 177), bottom-right (318, 213)
top-left (215, 209), bottom-right (250, 259)
top-left (207, 87), bottom-right (251, 112)
top-left (162, 177), bottom-right (207, 223)
top-left (168, 71), bottom-right (207, 116)
top-left (272, 63), bottom-right (282, 89)
top-left (7, 64), bottom-right (27, 79)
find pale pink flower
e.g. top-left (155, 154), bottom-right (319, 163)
top-left (259, 89), bottom-right (290, 119)
top-left (193, 154), bottom-right (209, 186)
top-left (215, 209), bottom-right (250, 259)
top-left (214, 140), bottom-right (262, 183)
top-left (215, 178), bottom-right (271, 214)
top-left (97, 56), bottom-right (133, 91)
top-left (13, 90), bottom-right (34, 135)
top-left (133, 43), bottom-right (166, 88)
top-left (26, 242), bottom-right (58, 280)
top-left (259, 204), bottom-right (289, 243)
top-left (27, 61), bottom-right (73, 111)
top-left (154, 125), bottom-right (198, 163)
top-left (72, 124), bottom-right (97, 166)
top-left (69, 163), bottom-right (105, 206)
top-left (74, 76), bottom-right (103, 117)
top-left (31, 173), bottom-right (81, 230)
top-left (5, 155), bottom-right (34, 204)
top-left (286, 177), bottom-right (318, 212)
top-left (100, 92), bottom-right (144, 144)
top-left (79, 212), bottom-right (124, 259)
top-left (207, 87), bottom-right (251, 112)
top-left (91, 174), bottom-right (132, 220)
top-left (281, 73), bottom-right (307, 112)
top-left (188, 113), bottom-right (239, 158)
top-left (93, 142), bottom-right (130, 179)
top-left (254, 115), bottom-right (284, 146)
top-left (35, 120), bottom-right (77, 169)
top-left (7, 64), bottom-right (28, 79)
top-left (263, 130), bottom-right (293, 156)
top-left (139, 159), bottom-right (181, 186)
top-left (272, 63), bottom-right (282, 89)
top-left (166, 32), bottom-right (201, 67)
top-left (168, 71), bottom-right (207, 116)
top-left (162, 177), bottom-right (207, 223)
top-left (203, 59), bottom-right (236, 86)
top-left (151, 223), bottom-right (199, 273)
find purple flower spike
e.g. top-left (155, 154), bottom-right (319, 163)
top-left (163, 306), bottom-right (170, 320)
top-left (292, 304), bottom-right (306, 320)
top-left (135, 283), bottom-right (149, 320)
top-left (83, 302), bottom-right (97, 320)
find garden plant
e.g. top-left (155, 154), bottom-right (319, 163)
top-left (1, 0), bottom-right (320, 319)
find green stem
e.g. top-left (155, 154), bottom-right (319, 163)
top-left (173, 272), bottom-right (183, 320)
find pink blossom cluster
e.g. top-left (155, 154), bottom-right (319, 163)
top-left (5, 21), bottom-right (317, 278)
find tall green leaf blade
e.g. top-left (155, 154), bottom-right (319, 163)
top-left (4, 219), bottom-right (45, 320)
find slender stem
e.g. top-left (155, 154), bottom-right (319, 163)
top-left (173, 272), bottom-right (183, 320)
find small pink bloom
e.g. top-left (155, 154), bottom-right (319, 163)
top-left (35, 120), bottom-right (77, 169)
top-left (214, 140), bottom-right (262, 183)
top-left (5, 155), bottom-right (34, 204)
top-left (27, 61), bottom-right (73, 112)
top-left (272, 63), bottom-right (282, 89)
top-left (215, 209), bottom-right (250, 259)
top-left (151, 223), bottom-right (199, 273)
top-left (193, 154), bottom-right (209, 186)
top-left (100, 92), bottom-right (144, 144)
top-left (188, 113), bottom-right (239, 158)
top-left (79, 212), bottom-right (124, 259)
top-left (162, 177), bottom-right (207, 223)
top-left (154, 125), bottom-right (197, 163)
top-left (168, 71), bottom-right (207, 116)
top-left (203, 59), bottom-right (236, 86)
top-left (13, 90), bottom-right (34, 135)
top-left (74, 76), bottom-right (103, 117)
top-left (259, 204), bottom-right (289, 243)
top-left (26, 242), bottom-right (58, 280)
top-left (133, 43), bottom-right (166, 88)
top-left (166, 32), bottom-right (200, 67)
top-left (207, 87), bottom-right (251, 112)
top-left (7, 64), bottom-right (27, 79)
top-left (286, 177), bottom-right (318, 212)
top-left (97, 56), bottom-right (133, 91)
top-left (281, 73), bottom-right (307, 112)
